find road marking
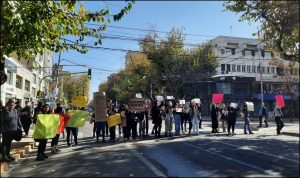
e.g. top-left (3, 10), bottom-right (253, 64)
top-left (182, 141), bottom-right (280, 177)
top-left (126, 144), bottom-right (167, 177)
top-left (213, 140), bottom-right (300, 164)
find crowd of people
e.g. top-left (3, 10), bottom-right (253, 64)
top-left (0, 98), bottom-right (286, 163)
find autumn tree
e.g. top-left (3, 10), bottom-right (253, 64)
top-left (223, 1), bottom-right (299, 62)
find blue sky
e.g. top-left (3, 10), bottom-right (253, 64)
top-left (53, 1), bottom-right (260, 101)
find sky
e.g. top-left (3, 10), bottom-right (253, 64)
top-left (53, 1), bottom-right (260, 101)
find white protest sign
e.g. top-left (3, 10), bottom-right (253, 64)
top-left (245, 102), bottom-right (254, 111)
top-left (230, 103), bottom-right (238, 108)
top-left (179, 100), bottom-right (185, 104)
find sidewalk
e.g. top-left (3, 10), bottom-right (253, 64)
top-left (200, 116), bottom-right (299, 137)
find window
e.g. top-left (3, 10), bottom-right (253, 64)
top-left (32, 87), bottom-right (36, 97)
top-left (226, 64), bottom-right (231, 72)
top-left (251, 50), bottom-right (255, 56)
top-left (25, 80), bottom-right (30, 92)
top-left (261, 50), bottom-right (265, 57)
top-left (16, 75), bottom-right (23, 89)
top-left (5, 94), bottom-right (12, 104)
top-left (231, 48), bottom-right (235, 55)
top-left (247, 66), bottom-right (251, 73)
top-left (267, 67), bottom-right (270, 74)
top-left (242, 65), bottom-right (246, 72)
top-left (221, 49), bottom-right (225, 54)
top-left (252, 66), bottom-right (256, 73)
top-left (242, 50), bottom-right (245, 56)
top-left (272, 67), bottom-right (275, 74)
top-left (232, 64), bottom-right (236, 72)
top-left (33, 74), bottom-right (37, 84)
top-left (237, 65), bottom-right (241, 72)
top-left (221, 64), bottom-right (225, 72)
top-left (261, 67), bottom-right (265, 73)
top-left (257, 66), bottom-right (261, 73)
top-left (6, 70), bottom-right (13, 85)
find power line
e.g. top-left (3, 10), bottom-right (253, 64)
top-left (85, 22), bottom-right (217, 38)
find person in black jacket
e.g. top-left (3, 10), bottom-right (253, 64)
top-left (211, 104), bottom-right (219, 133)
top-left (227, 106), bottom-right (240, 136)
top-left (51, 103), bottom-right (65, 153)
top-left (152, 101), bottom-right (162, 138)
top-left (1, 99), bottom-right (22, 162)
top-left (258, 103), bottom-right (268, 128)
top-left (20, 101), bottom-right (32, 137)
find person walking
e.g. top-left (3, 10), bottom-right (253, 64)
top-left (34, 104), bottom-right (50, 161)
top-left (20, 101), bottom-right (32, 137)
top-left (258, 103), bottom-right (268, 128)
top-left (174, 103), bottom-right (182, 135)
top-left (191, 102), bottom-right (201, 135)
top-left (274, 105), bottom-right (284, 135)
top-left (1, 100), bottom-right (23, 162)
top-left (182, 102), bottom-right (191, 133)
top-left (120, 104), bottom-right (128, 141)
top-left (242, 103), bottom-right (254, 134)
top-left (211, 104), bottom-right (219, 133)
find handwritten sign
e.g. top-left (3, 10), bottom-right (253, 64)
top-left (72, 96), bottom-right (87, 107)
top-left (245, 102), bottom-right (254, 112)
top-left (230, 103), bottom-right (238, 109)
top-left (32, 114), bottom-right (60, 139)
top-left (94, 92), bottom-right (107, 122)
top-left (128, 98), bottom-right (145, 112)
top-left (212, 94), bottom-right (224, 104)
top-left (107, 113), bottom-right (121, 128)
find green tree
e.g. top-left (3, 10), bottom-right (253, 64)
top-left (223, 1), bottom-right (299, 61)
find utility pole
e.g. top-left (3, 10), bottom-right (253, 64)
top-left (259, 46), bottom-right (264, 105)
top-left (55, 51), bottom-right (62, 103)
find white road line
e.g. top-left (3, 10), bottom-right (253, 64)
top-left (126, 143), bottom-right (167, 177)
top-left (213, 140), bottom-right (300, 164)
top-left (182, 141), bottom-right (281, 177)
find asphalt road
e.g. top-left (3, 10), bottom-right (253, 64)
top-left (4, 120), bottom-right (299, 177)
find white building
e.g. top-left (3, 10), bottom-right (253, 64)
top-left (1, 50), bottom-right (53, 107)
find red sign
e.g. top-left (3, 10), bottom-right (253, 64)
top-left (57, 114), bottom-right (71, 134)
top-left (275, 95), bottom-right (285, 108)
top-left (212, 94), bottom-right (224, 104)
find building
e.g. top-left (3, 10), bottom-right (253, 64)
top-left (208, 36), bottom-right (299, 117)
top-left (1, 50), bottom-right (54, 107)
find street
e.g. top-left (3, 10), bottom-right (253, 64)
top-left (3, 120), bottom-right (299, 177)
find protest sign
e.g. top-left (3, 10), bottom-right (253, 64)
top-left (66, 110), bottom-right (90, 127)
top-left (179, 100), bottom-right (185, 105)
top-left (230, 103), bottom-right (238, 108)
top-left (156, 95), bottom-right (164, 101)
top-left (94, 92), bottom-right (107, 122)
top-left (192, 98), bottom-right (201, 104)
top-left (166, 96), bottom-right (175, 100)
top-left (245, 102), bottom-right (254, 111)
top-left (128, 98), bottom-right (145, 112)
top-left (107, 113), bottom-right (121, 128)
top-left (275, 95), bottom-right (285, 108)
top-left (72, 96), bottom-right (87, 107)
top-left (212, 94), bottom-right (224, 104)
top-left (32, 114), bottom-right (60, 139)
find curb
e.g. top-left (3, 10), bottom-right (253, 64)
top-left (281, 132), bottom-right (300, 137)
top-left (0, 142), bottom-right (36, 176)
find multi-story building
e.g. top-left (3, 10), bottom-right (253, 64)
top-left (208, 36), bottom-right (299, 117)
top-left (1, 50), bottom-right (54, 107)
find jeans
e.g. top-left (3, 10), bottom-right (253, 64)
top-left (244, 117), bottom-right (252, 133)
top-left (165, 115), bottom-right (173, 135)
top-left (192, 116), bottom-right (199, 134)
top-left (1, 132), bottom-right (14, 157)
top-left (174, 114), bottom-right (181, 134)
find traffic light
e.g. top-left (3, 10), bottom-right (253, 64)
top-left (88, 69), bottom-right (91, 79)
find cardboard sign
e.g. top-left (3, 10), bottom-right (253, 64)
top-left (192, 98), bottom-right (201, 104)
top-left (66, 110), bottom-right (90, 128)
top-left (32, 114), bottom-right (60, 139)
top-left (175, 108), bottom-right (183, 112)
top-left (166, 96), bottom-right (175, 100)
top-left (107, 113), bottom-right (121, 128)
top-left (275, 95), bottom-right (285, 108)
top-left (135, 93), bottom-right (142, 98)
top-left (179, 100), bottom-right (185, 104)
top-left (212, 94), bottom-right (224, 104)
top-left (245, 102), bottom-right (254, 112)
top-left (230, 103), bottom-right (238, 108)
top-left (128, 98), bottom-right (145, 112)
top-left (156, 95), bottom-right (164, 101)
top-left (72, 96), bottom-right (87, 107)
top-left (94, 92), bottom-right (107, 122)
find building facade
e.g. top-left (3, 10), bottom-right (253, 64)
top-left (1, 50), bottom-right (54, 107)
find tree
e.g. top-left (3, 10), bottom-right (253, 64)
top-left (223, 1), bottom-right (299, 62)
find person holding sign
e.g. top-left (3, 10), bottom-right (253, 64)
top-left (34, 104), bottom-right (51, 161)
top-left (152, 101), bottom-right (162, 138)
top-left (165, 101), bottom-right (175, 137)
top-left (242, 103), bottom-right (254, 134)
top-left (191, 102), bottom-right (201, 135)
top-left (211, 104), bottom-right (219, 133)
top-left (274, 105), bottom-right (284, 135)
top-left (227, 105), bottom-right (240, 136)
top-left (174, 103), bottom-right (182, 135)
top-left (107, 103), bottom-right (116, 142)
